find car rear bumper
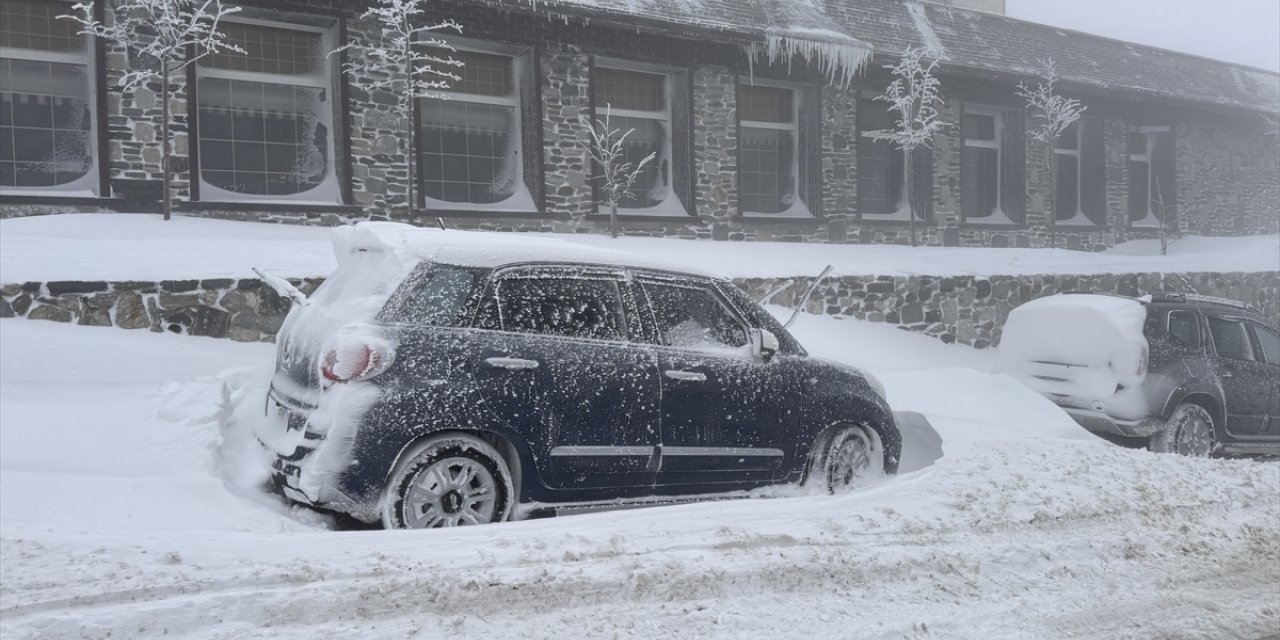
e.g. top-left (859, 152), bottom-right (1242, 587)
top-left (1061, 406), bottom-right (1160, 438)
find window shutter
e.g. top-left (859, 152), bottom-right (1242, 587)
top-left (1001, 109), bottom-right (1026, 224)
top-left (1080, 117), bottom-right (1106, 225)
top-left (798, 85), bottom-right (822, 216)
top-left (909, 144), bottom-right (933, 221)
top-left (1152, 129), bottom-right (1176, 224)
top-left (519, 50), bottom-right (544, 211)
top-left (669, 70), bottom-right (694, 215)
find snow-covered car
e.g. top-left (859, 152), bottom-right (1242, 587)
top-left (996, 292), bottom-right (1280, 456)
top-left (258, 223), bottom-right (900, 528)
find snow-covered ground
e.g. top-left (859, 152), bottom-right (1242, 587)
top-left (2, 312), bottom-right (1277, 639)
top-left (2, 213), bottom-right (1277, 281)
top-left (2, 214), bottom-right (1277, 638)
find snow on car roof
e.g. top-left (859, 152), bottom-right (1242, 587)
top-left (334, 222), bottom-right (719, 277)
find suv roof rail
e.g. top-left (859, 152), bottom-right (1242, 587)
top-left (1148, 292), bottom-right (1258, 312)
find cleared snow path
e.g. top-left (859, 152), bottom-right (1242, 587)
top-left (2, 319), bottom-right (1277, 639)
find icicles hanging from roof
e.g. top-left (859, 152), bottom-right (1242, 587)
top-left (746, 31), bottom-right (873, 88)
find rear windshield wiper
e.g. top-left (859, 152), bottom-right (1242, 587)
top-left (253, 267), bottom-right (309, 307)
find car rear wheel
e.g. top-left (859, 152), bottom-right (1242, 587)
top-left (1148, 403), bottom-right (1215, 457)
top-left (382, 435), bottom-right (514, 529)
top-left (807, 424), bottom-right (884, 493)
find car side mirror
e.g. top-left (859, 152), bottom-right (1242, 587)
top-left (750, 328), bottom-right (780, 362)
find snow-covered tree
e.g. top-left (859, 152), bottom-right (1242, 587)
top-left (588, 106), bottom-right (656, 239)
top-left (867, 46), bottom-right (948, 247)
top-left (335, 0), bottom-right (461, 221)
top-left (63, 0), bottom-right (245, 221)
top-left (1018, 58), bottom-right (1086, 249)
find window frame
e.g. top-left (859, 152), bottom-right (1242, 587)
top-left (1206, 314), bottom-right (1257, 362)
top-left (416, 38), bottom-right (535, 213)
top-left (591, 58), bottom-right (687, 217)
top-left (1053, 121), bottom-right (1093, 227)
top-left (856, 93), bottom-right (910, 220)
top-left (736, 79), bottom-right (809, 218)
top-left (193, 16), bottom-right (341, 204)
top-left (961, 105), bottom-right (1013, 225)
top-left (0, 0), bottom-right (100, 196)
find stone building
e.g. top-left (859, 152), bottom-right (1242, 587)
top-left (1, 0), bottom-right (1276, 249)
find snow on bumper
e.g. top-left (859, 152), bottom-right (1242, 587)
top-left (261, 381), bottom-right (383, 511)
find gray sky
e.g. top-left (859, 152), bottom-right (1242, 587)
top-left (1005, 0), bottom-right (1280, 72)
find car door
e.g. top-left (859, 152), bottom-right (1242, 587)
top-left (1206, 314), bottom-right (1271, 436)
top-left (1246, 322), bottom-right (1280, 436)
top-left (635, 274), bottom-right (788, 489)
top-left (470, 266), bottom-right (660, 493)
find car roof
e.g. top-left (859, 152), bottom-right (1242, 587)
top-left (333, 222), bottom-right (719, 277)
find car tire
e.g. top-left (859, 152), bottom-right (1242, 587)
top-left (807, 424), bottom-right (885, 493)
top-left (1147, 403), bottom-right (1216, 457)
top-left (382, 434), bottom-right (514, 529)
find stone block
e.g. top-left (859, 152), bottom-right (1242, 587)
top-left (28, 304), bottom-right (73, 323)
top-left (189, 306), bottom-right (230, 338)
top-left (160, 280), bottom-right (200, 293)
top-left (115, 293), bottom-right (150, 329)
top-left (47, 281), bottom-right (108, 296)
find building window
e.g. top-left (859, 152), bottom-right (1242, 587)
top-left (592, 66), bottom-right (682, 213)
top-left (195, 20), bottom-right (338, 202)
top-left (0, 0), bottom-right (97, 194)
top-left (738, 83), bottom-right (805, 216)
top-left (1127, 126), bottom-right (1174, 227)
top-left (418, 48), bottom-right (530, 210)
top-left (962, 109), bottom-right (1002, 222)
top-left (857, 97), bottom-right (907, 217)
top-left (1053, 121), bottom-right (1083, 224)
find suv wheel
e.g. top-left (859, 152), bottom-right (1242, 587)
top-left (382, 435), bottom-right (514, 529)
top-left (1148, 403), bottom-right (1216, 457)
top-left (807, 425), bottom-right (884, 493)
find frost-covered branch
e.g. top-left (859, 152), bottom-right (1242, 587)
top-left (1018, 58), bottom-right (1086, 248)
top-left (866, 46), bottom-right (947, 246)
top-left (588, 106), bottom-right (656, 238)
top-left (63, 0), bottom-right (245, 91)
top-left (336, 0), bottom-right (463, 218)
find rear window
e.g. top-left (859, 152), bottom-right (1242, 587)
top-left (378, 263), bottom-right (484, 327)
top-left (1167, 310), bottom-right (1200, 348)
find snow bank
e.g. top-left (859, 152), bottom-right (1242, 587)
top-left (3, 214), bottom-right (1276, 282)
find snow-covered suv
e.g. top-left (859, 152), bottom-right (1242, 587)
top-left (997, 292), bottom-right (1280, 456)
top-left (258, 223), bottom-right (899, 528)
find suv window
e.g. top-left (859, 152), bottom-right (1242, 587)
top-left (379, 264), bottom-right (482, 326)
top-left (640, 280), bottom-right (747, 350)
top-left (1167, 310), bottom-right (1200, 349)
top-left (495, 277), bottom-right (625, 341)
top-left (1251, 324), bottom-right (1279, 365)
top-left (1207, 316), bottom-right (1255, 361)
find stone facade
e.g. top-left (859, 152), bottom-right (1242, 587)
top-left (4, 270), bottom-right (1275, 348)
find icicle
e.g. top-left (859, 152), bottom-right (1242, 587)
top-left (746, 33), bottom-right (873, 89)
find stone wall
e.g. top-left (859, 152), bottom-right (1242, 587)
top-left (4, 270), bottom-right (1275, 348)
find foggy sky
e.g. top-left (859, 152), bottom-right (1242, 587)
top-left (1005, 0), bottom-right (1280, 73)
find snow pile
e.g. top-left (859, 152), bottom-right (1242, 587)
top-left (995, 294), bottom-right (1150, 416)
top-left (3, 214), bottom-right (1277, 283)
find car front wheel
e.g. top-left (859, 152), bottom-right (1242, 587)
top-left (382, 435), bottom-right (514, 529)
top-left (1148, 403), bottom-right (1216, 457)
top-left (807, 424), bottom-right (885, 493)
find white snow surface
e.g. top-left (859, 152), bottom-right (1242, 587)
top-left (3, 213), bottom-right (1278, 282)
top-left (3, 313), bottom-right (1278, 638)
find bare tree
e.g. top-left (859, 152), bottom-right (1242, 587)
top-left (588, 106), bottom-right (655, 238)
top-left (335, 0), bottom-right (461, 222)
top-left (1018, 58), bottom-right (1086, 250)
top-left (63, 0), bottom-right (245, 221)
top-left (867, 46), bottom-right (948, 247)
top-left (1152, 176), bottom-right (1176, 256)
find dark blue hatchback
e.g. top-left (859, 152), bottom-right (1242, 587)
top-left (260, 223), bottom-right (899, 528)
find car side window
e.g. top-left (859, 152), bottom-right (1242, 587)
top-left (1251, 324), bottom-right (1279, 365)
top-left (1207, 316), bottom-right (1255, 361)
top-left (378, 264), bottom-right (481, 327)
top-left (1167, 310), bottom-right (1200, 349)
top-left (640, 280), bottom-right (747, 351)
top-left (495, 277), bottom-right (626, 341)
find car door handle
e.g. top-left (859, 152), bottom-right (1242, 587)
top-left (485, 357), bottom-right (540, 370)
top-left (664, 370), bottom-right (706, 382)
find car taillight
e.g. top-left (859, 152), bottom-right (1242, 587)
top-left (320, 340), bottom-right (392, 383)
top-left (1136, 343), bottom-right (1149, 377)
